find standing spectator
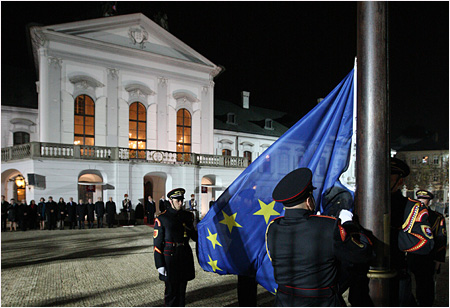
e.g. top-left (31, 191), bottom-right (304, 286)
top-left (209, 197), bottom-right (215, 210)
top-left (66, 197), bottom-right (77, 229)
top-left (57, 197), bottom-right (66, 230)
top-left (159, 195), bottom-right (166, 213)
top-left (145, 195), bottom-right (156, 225)
top-left (29, 200), bottom-right (38, 230)
top-left (135, 201), bottom-right (144, 222)
top-left (18, 199), bottom-right (29, 231)
top-left (37, 197), bottom-right (46, 230)
top-left (95, 197), bottom-right (105, 228)
top-left (76, 199), bottom-right (86, 229)
top-left (86, 198), bottom-right (95, 229)
top-left (122, 194), bottom-right (131, 225)
top-left (106, 197), bottom-right (116, 228)
top-left (2, 195), bottom-right (10, 231)
top-left (46, 196), bottom-right (58, 230)
top-left (8, 198), bottom-right (18, 231)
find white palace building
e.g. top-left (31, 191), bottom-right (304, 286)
top-left (1, 13), bottom-right (298, 216)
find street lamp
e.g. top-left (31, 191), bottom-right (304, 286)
top-left (15, 175), bottom-right (26, 188)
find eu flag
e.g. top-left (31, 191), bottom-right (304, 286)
top-left (197, 69), bottom-right (355, 293)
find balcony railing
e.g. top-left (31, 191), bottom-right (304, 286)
top-left (1, 142), bottom-right (249, 168)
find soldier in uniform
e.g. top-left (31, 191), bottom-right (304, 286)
top-left (266, 168), bottom-right (374, 307)
top-left (408, 189), bottom-right (447, 306)
top-left (153, 188), bottom-right (198, 307)
top-left (389, 158), bottom-right (435, 306)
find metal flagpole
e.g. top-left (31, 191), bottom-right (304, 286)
top-left (356, 2), bottom-right (392, 306)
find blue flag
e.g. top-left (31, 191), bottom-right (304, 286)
top-left (197, 69), bottom-right (355, 293)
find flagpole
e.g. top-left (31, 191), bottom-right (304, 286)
top-left (356, 2), bottom-right (391, 306)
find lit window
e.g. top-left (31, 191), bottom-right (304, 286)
top-left (177, 109), bottom-right (191, 161)
top-left (74, 95), bottom-right (95, 146)
top-left (129, 102), bottom-right (146, 159)
top-left (222, 149), bottom-right (231, 156)
top-left (13, 132), bottom-right (30, 145)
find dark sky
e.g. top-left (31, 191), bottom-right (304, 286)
top-left (2, 1), bottom-right (449, 148)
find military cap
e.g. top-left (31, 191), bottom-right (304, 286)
top-left (167, 188), bottom-right (186, 200)
top-left (390, 157), bottom-right (410, 177)
top-left (416, 190), bottom-right (434, 200)
top-left (272, 168), bottom-right (316, 207)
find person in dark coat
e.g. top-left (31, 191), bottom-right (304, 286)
top-left (135, 202), bottom-right (144, 220)
top-left (46, 196), bottom-right (58, 230)
top-left (106, 197), bottom-right (116, 228)
top-left (86, 198), bottom-right (95, 229)
top-left (8, 199), bottom-right (18, 231)
top-left (57, 197), bottom-right (66, 230)
top-left (18, 199), bottom-right (29, 231)
top-left (1, 195), bottom-right (9, 231)
top-left (76, 199), bottom-right (86, 229)
top-left (154, 188), bottom-right (198, 307)
top-left (122, 194), bottom-right (131, 225)
top-left (266, 168), bottom-right (374, 307)
top-left (145, 195), bottom-right (156, 224)
top-left (29, 200), bottom-right (38, 230)
top-left (158, 195), bottom-right (166, 213)
top-left (66, 197), bottom-right (77, 229)
top-left (37, 197), bottom-right (46, 230)
top-left (95, 197), bottom-right (105, 228)
top-left (408, 189), bottom-right (447, 307)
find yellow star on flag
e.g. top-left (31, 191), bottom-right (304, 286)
top-left (219, 211), bottom-right (243, 233)
top-left (253, 200), bottom-right (280, 224)
top-left (208, 255), bottom-right (223, 272)
top-left (206, 228), bottom-right (223, 249)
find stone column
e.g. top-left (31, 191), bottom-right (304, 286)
top-left (157, 77), bottom-right (168, 150)
top-left (106, 68), bottom-right (119, 147)
top-left (39, 52), bottom-right (62, 143)
top-left (201, 82), bottom-right (214, 154)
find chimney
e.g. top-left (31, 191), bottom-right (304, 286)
top-left (242, 91), bottom-right (250, 109)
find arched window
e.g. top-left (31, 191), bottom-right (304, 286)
top-left (243, 151), bottom-right (252, 164)
top-left (13, 132), bottom-right (30, 145)
top-left (74, 95), bottom-right (95, 146)
top-left (129, 102), bottom-right (147, 159)
top-left (222, 149), bottom-right (231, 156)
top-left (177, 109), bottom-right (191, 162)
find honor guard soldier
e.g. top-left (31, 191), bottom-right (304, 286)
top-left (153, 188), bottom-right (198, 307)
top-left (390, 158), bottom-right (435, 306)
top-left (266, 168), bottom-right (373, 307)
top-left (408, 189), bottom-right (447, 306)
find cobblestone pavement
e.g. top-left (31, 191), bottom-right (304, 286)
top-left (1, 225), bottom-right (448, 307)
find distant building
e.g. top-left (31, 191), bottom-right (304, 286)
top-left (1, 13), bottom-right (289, 217)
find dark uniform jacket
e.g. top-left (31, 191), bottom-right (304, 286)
top-left (57, 201), bottom-right (66, 220)
top-left (87, 203), bottom-right (95, 221)
top-left (391, 190), bottom-right (434, 270)
top-left (95, 201), bottom-right (105, 217)
top-left (66, 201), bottom-right (77, 222)
top-left (76, 202), bottom-right (86, 221)
top-left (266, 209), bottom-right (373, 307)
top-left (153, 202), bottom-right (198, 283)
top-left (106, 201), bottom-right (116, 224)
top-left (46, 201), bottom-right (57, 219)
top-left (428, 209), bottom-right (447, 262)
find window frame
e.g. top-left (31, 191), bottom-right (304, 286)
top-left (13, 132), bottom-right (30, 146)
top-left (128, 102), bottom-right (147, 159)
top-left (74, 94), bottom-right (95, 146)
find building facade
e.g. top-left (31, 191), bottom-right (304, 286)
top-left (1, 13), bottom-right (290, 217)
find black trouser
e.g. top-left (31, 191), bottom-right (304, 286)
top-left (88, 220), bottom-right (94, 228)
top-left (78, 220), bottom-right (85, 229)
top-left (237, 275), bottom-right (257, 307)
top-left (58, 219), bottom-right (65, 230)
top-left (409, 254), bottom-right (435, 306)
top-left (97, 216), bottom-right (103, 228)
top-left (1, 216), bottom-right (6, 231)
top-left (69, 220), bottom-right (76, 229)
top-left (164, 280), bottom-right (187, 307)
top-left (275, 285), bottom-right (340, 307)
top-left (48, 215), bottom-right (57, 230)
top-left (390, 268), bottom-right (416, 306)
top-left (147, 213), bottom-right (154, 224)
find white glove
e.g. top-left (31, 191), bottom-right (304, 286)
top-left (316, 211), bottom-right (321, 215)
top-left (339, 209), bottom-right (353, 224)
top-left (157, 267), bottom-right (167, 276)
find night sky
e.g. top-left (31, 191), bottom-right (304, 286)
top-left (2, 1), bottom-right (448, 148)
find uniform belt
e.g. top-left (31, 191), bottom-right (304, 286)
top-left (277, 285), bottom-right (337, 298)
top-left (166, 242), bottom-right (185, 247)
